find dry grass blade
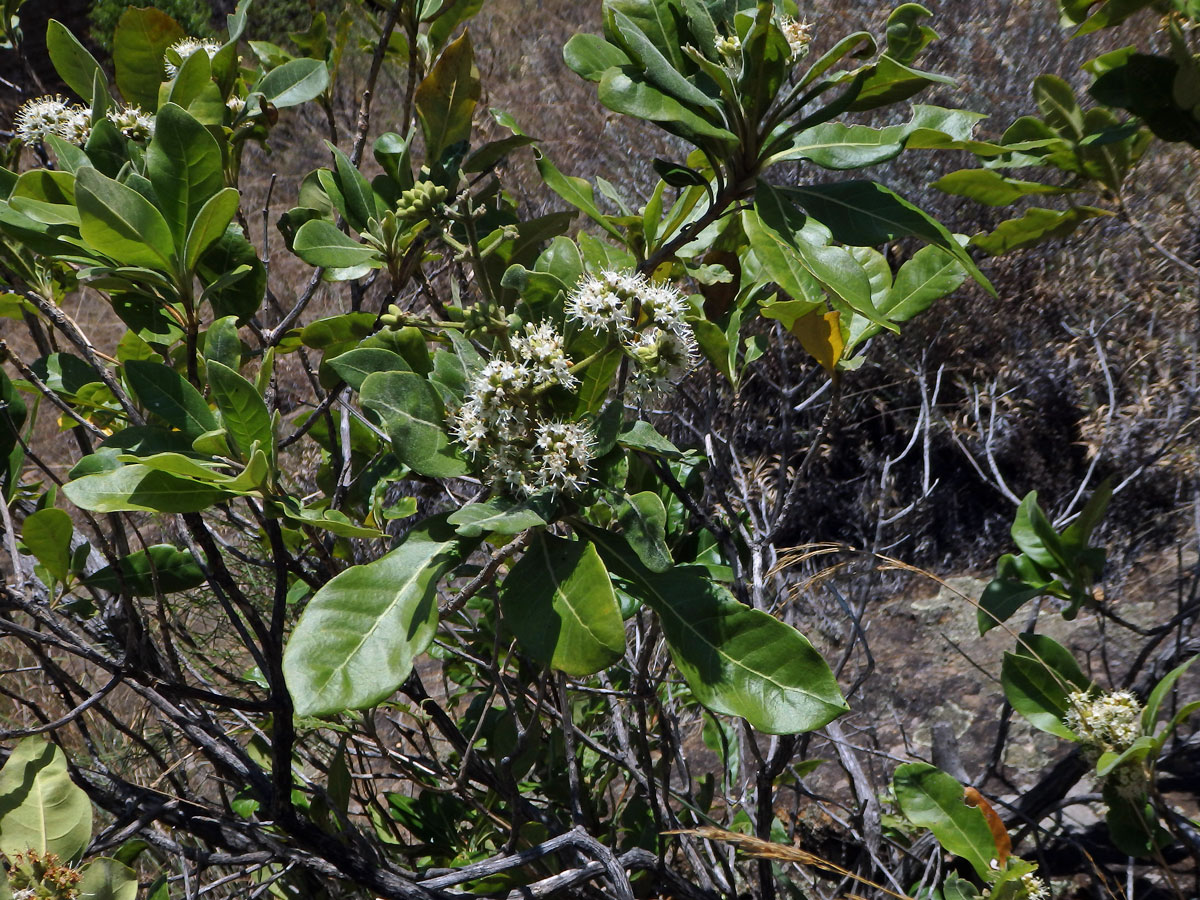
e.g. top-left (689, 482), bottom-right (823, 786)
top-left (666, 827), bottom-right (918, 900)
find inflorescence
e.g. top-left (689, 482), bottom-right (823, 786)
top-left (451, 321), bottom-right (592, 496)
top-left (1065, 687), bottom-right (1148, 800)
top-left (13, 96), bottom-right (153, 146)
top-left (566, 269), bottom-right (698, 399)
top-left (164, 37), bottom-right (223, 78)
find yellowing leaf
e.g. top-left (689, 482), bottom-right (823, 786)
top-left (792, 309), bottom-right (843, 372)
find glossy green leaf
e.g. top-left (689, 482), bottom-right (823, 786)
top-left (283, 516), bottom-right (469, 716)
top-left (933, 169), bottom-right (1073, 207)
top-left (327, 348), bottom-right (410, 391)
top-left (415, 32), bottom-right (480, 162)
top-left (255, 57), bottom-right (330, 107)
top-left (293, 220), bottom-right (381, 269)
top-left (197, 226), bottom-right (267, 322)
top-left (47, 19), bottom-right (104, 102)
top-left (977, 552), bottom-right (1055, 634)
top-left (146, 103), bottom-right (226, 249)
top-left (360, 371), bottom-right (469, 478)
top-left (326, 140), bottom-right (379, 232)
top-left (125, 360), bottom-right (217, 439)
top-left (970, 206), bottom-right (1113, 256)
top-left (113, 6), bottom-right (184, 111)
top-left (63, 465), bottom-right (233, 513)
top-left (206, 360), bottom-right (273, 461)
top-left (616, 491), bottom-right (672, 572)
top-left (1142, 655), bottom-right (1198, 733)
top-left (22, 507), bottom-right (73, 583)
top-left (597, 69), bottom-right (737, 147)
top-left (203, 316), bottom-right (242, 372)
top-left (82, 544), bottom-right (206, 595)
top-left (610, 10), bottom-right (720, 112)
top-left (893, 763), bottom-right (995, 879)
top-left (587, 529), bottom-right (847, 733)
top-left (562, 32), bottom-right (631, 82)
top-left (534, 150), bottom-right (621, 239)
top-left (184, 188), bottom-right (240, 271)
top-left (1002, 633), bottom-right (1090, 739)
top-left (75, 168), bottom-right (176, 272)
top-left (501, 534), bottom-right (626, 676)
top-left (778, 180), bottom-right (992, 295)
top-left (447, 497), bottom-right (548, 537)
top-left (79, 858), bottom-right (138, 900)
top-left (0, 738), bottom-right (93, 862)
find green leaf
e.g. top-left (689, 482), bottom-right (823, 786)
top-left (447, 497), bottom-right (548, 537)
top-left (935, 169), bottom-right (1074, 208)
top-left (125, 360), bottom-right (217, 439)
top-left (970, 206), bottom-right (1113, 256)
top-left (597, 68), bottom-right (737, 147)
top-left (82, 544), bottom-right (206, 595)
top-left (977, 553), bottom-right (1054, 635)
top-left (501, 534), bottom-right (626, 676)
top-left (0, 738), bottom-right (93, 862)
top-left (415, 32), bottom-right (480, 162)
top-left (892, 763), bottom-right (995, 879)
top-left (283, 516), bottom-right (470, 716)
top-left (79, 858), bottom-right (138, 900)
top-left (327, 348), bottom-right (410, 392)
top-left (587, 529), bottom-right (847, 733)
top-left (1142, 655), bottom-right (1198, 733)
top-left (750, 185), bottom-right (886, 327)
top-left (75, 168), bottom-right (176, 272)
top-left (610, 10), bottom-right (720, 112)
top-left (185, 188), bottom-right (240, 271)
top-left (1034, 74), bottom-right (1084, 140)
top-left (47, 19), bottom-right (104, 103)
top-left (147, 103), bottom-right (226, 249)
top-left (1002, 633), bottom-right (1090, 739)
top-left (616, 491), bottom-right (672, 572)
top-left (255, 57), bottom-right (330, 108)
top-left (1011, 491), bottom-right (1067, 571)
top-left (563, 32), bottom-right (631, 82)
top-left (884, 3), bottom-right (938, 65)
top-left (198, 226), bottom-right (266, 322)
top-left (534, 150), bottom-right (621, 239)
top-left (206, 360), bottom-right (273, 461)
top-left (292, 219), bottom-right (382, 269)
top-left (778, 180), bottom-right (993, 296)
top-left (113, 6), bottom-right (184, 111)
top-left (203, 316), bottom-right (242, 372)
top-left (63, 465), bottom-right (233, 513)
top-left (325, 140), bottom-right (379, 232)
top-left (22, 508), bottom-right (73, 583)
top-left (360, 371), bottom-right (469, 478)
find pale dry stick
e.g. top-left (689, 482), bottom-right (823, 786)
top-left (978, 381), bottom-right (1023, 506)
top-left (0, 488), bottom-right (29, 603)
top-left (1055, 330), bottom-right (1118, 527)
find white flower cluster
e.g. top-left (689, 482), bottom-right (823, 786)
top-left (106, 104), bottom-right (154, 140)
top-left (451, 322), bottom-right (591, 495)
top-left (13, 95), bottom-right (90, 145)
top-left (981, 873), bottom-right (1050, 900)
top-left (566, 270), bottom-right (697, 398)
top-left (779, 17), bottom-right (813, 60)
top-left (1064, 688), bottom-right (1142, 752)
top-left (164, 37), bottom-right (222, 78)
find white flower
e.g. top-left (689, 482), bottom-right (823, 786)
top-left (512, 322), bottom-right (576, 388)
top-left (58, 107), bottom-right (92, 145)
top-left (1064, 689), bottom-right (1142, 752)
top-left (1019, 874), bottom-right (1050, 900)
top-left (106, 104), bottom-right (153, 140)
top-left (779, 17), bottom-right (813, 60)
top-left (566, 270), bottom-right (637, 335)
top-left (13, 95), bottom-right (74, 144)
top-left (165, 37), bottom-right (222, 78)
top-left (226, 95), bottom-right (246, 115)
top-left (530, 421), bottom-right (593, 494)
